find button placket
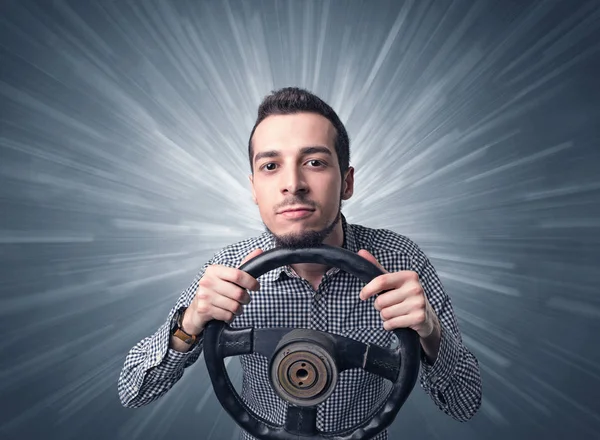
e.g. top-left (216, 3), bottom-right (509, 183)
top-left (310, 282), bottom-right (328, 332)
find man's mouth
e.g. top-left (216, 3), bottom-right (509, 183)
top-left (278, 207), bottom-right (315, 219)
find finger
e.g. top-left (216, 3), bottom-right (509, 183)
top-left (360, 272), bottom-right (419, 301)
top-left (359, 274), bottom-right (394, 300)
top-left (374, 285), bottom-right (423, 310)
top-left (240, 248), bottom-right (263, 266)
top-left (209, 305), bottom-right (237, 323)
top-left (210, 294), bottom-right (245, 316)
top-left (207, 276), bottom-right (252, 304)
top-left (359, 272), bottom-right (403, 299)
top-left (214, 265), bottom-right (260, 291)
top-left (378, 296), bottom-right (423, 320)
top-left (357, 249), bottom-right (390, 301)
top-left (357, 249), bottom-right (388, 274)
top-left (381, 314), bottom-right (419, 331)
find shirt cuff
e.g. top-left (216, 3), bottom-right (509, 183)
top-left (420, 324), bottom-right (460, 392)
top-left (144, 320), bottom-right (204, 379)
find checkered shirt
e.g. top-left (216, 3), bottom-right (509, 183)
top-left (118, 215), bottom-right (482, 439)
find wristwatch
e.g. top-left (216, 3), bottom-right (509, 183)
top-left (170, 306), bottom-right (201, 346)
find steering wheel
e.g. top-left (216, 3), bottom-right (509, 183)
top-left (203, 245), bottom-right (421, 440)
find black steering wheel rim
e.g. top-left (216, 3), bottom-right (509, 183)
top-left (203, 244), bottom-right (421, 440)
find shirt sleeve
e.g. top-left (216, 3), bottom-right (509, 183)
top-left (411, 245), bottom-right (482, 421)
top-left (117, 260), bottom-right (211, 408)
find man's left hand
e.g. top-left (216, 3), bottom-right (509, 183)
top-left (357, 249), bottom-right (440, 338)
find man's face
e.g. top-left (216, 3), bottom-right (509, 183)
top-left (249, 112), bottom-right (354, 248)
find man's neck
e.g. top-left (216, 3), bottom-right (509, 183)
top-left (290, 221), bottom-right (345, 283)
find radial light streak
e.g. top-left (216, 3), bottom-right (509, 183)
top-left (0, 1), bottom-right (599, 440)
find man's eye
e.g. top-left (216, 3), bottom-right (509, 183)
top-left (307, 160), bottom-right (324, 167)
top-left (262, 163), bottom-right (277, 171)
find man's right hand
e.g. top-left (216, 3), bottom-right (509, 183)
top-left (181, 248), bottom-right (263, 336)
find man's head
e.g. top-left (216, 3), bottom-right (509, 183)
top-left (248, 87), bottom-right (354, 249)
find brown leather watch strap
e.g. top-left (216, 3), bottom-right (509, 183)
top-left (171, 307), bottom-right (200, 345)
top-left (172, 327), bottom-right (199, 345)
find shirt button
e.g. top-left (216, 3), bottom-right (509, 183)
top-left (314, 293), bottom-right (322, 301)
top-left (155, 354), bottom-right (161, 363)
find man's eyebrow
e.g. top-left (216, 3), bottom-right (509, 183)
top-left (253, 146), bottom-right (332, 163)
top-left (254, 150), bottom-right (280, 163)
top-left (299, 146), bottom-right (332, 157)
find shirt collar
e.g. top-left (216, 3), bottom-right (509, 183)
top-left (258, 213), bottom-right (359, 284)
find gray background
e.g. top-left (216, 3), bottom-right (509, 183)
top-left (1, 0), bottom-right (599, 439)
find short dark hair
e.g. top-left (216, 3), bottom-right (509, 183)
top-left (247, 87), bottom-right (350, 177)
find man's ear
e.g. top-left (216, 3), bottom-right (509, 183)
top-left (341, 166), bottom-right (355, 200)
top-left (248, 174), bottom-right (257, 204)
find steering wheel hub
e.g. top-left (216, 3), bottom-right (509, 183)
top-left (271, 339), bottom-right (338, 406)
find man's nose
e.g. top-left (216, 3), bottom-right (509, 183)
top-left (281, 168), bottom-right (308, 195)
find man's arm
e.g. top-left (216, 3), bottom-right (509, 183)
top-left (411, 246), bottom-right (482, 421)
top-left (117, 262), bottom-right (210, 408)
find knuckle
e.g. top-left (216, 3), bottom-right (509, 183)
top-left (374, 298), bottom-right (384, 310)
top-left (410, 283), bottom-right (422, 296)
top-left (233, 288), bottom-right (246, 301)
top-left (195, 287), bottom-right (209, 300)
top-left (233, 270), bottom-right (245, 286)
top-left (414, 294), bottom-right (426, 307)
top-left (196, 302), bottom-right (210, 315)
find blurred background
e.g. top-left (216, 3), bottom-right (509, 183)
top-left (1, 0), bottom-right (599, 439)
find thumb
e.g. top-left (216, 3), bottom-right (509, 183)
top-left (357, 249), bottom-right (388, 274)
top-left (240, 248), bottom-right (263, 267)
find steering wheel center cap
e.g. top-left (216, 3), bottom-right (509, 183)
top-left (270, 339), bottom-right (339, 407)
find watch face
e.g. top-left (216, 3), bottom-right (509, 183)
top-left (170, 308), bottom-right (184, 333)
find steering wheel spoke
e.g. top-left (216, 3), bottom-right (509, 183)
top-left (253, 327), bottom-right (296, 359)
top-left (334, 336), bottom-right (401, 382)
top-left (284, 404), bottom-right (318, 437)
top-left (362, 343), bottom-right (401, 382)
top-left (334, 336), bottom-right (370, 371)
top-left (215, 324), bottom-right (254, 358)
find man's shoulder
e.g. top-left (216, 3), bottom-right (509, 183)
top-left (349, 221), bottom-right (421, 256)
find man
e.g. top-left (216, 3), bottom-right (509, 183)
top-left (118, 87), bottom-right (482, 439)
